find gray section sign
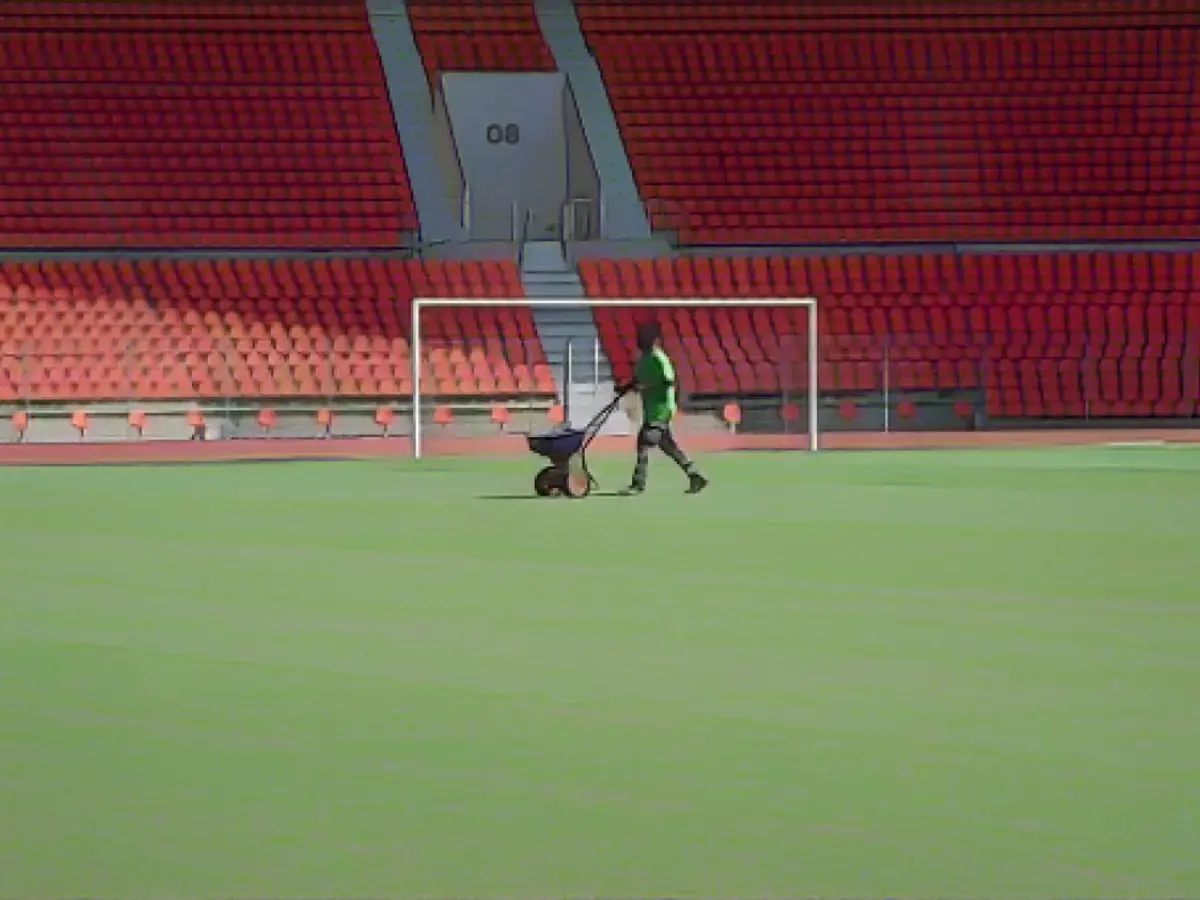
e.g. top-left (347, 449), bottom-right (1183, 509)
top-left (435, 72), bottom-right (598, 242)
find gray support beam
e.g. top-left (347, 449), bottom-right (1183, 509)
top-left (366, 0), bottom-right (464, 244)
top-left (533, 0), bottom-right (652, 242)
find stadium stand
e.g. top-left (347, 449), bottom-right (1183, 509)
top-left (2, 0), bottom-right (1198, 434)
top-left (0, 1), bottom-right (415, 249)
top-left (407, 0), bottom-right (556, 79)
top-left (581, 254), bottom-right (1200, 418)
top-left (575, 0), bottom-right (1200, 244)
top-left (0, 260), bottom-right (553, 401)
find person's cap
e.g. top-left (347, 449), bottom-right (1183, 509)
top-left (636, 320), bottom-right (661, 347)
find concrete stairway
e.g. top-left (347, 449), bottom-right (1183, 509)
top-left (366, 0), bottom-right (462, 244)
top-left (521, 242), bottom-right (630, 433)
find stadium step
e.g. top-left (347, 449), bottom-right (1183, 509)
top-left (367, 0), bottom-right (462, 243)
top-left (521, 244), bottom-right (614, 391)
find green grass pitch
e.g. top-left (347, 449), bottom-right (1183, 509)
top-left (1, 447), bottom-right (1197, 899)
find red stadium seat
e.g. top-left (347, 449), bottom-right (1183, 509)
top-left (581, 252), bottom-right (1200, 421)
top-left (407, 0), bottom-right (555, 81)
top-left (256, 408), bottom-right (277, 436)
top-left (0, 260), bottom-right (552, 403)
top-left (0, 2), bottom-right (416, 249)
top-left (575, 0), bottom-right (1200, 244)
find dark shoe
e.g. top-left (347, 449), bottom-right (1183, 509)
top-left (620, 484), bottom-right (645, 496)
top-left (686, 473), bottom-right (709, 494)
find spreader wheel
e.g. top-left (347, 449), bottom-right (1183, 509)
top-left (534, 466), bottom-right (561, 497)
top-left (564, 471), bottom-right (592, 498)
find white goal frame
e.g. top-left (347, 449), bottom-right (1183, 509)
top-left (411, 296), bottom-right (820, 459)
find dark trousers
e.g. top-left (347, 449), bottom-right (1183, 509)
top-left (632, 422), bottom-right (697, 488)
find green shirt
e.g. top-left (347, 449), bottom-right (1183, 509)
top-left (636, 346), bottom-right (677, 424)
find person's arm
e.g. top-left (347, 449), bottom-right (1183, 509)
top-left (617, 356), bottom-right (649, 395)
top-left (659, 353), bottom-right (677, 390)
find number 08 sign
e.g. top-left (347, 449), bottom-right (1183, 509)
top-left (485, 124), bottom-right (521, 145)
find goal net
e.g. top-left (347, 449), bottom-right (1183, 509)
top-left (409, 297), bottom-right (819, 459)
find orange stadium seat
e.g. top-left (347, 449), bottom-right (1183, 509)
top-left (128, 409), bottom-right (148, 437)
top-left (186, 408), bottom-right (206, 439)
top-left (0, 260), bottom-right (554, 403)
top-left (581, 252), bottom-right (1200, 419)
top-left (374, 405), bottom-right (396, 436)
top-left (490, 403), bottom-right (511, 430)
top-left (70, 409), bottom-right (90, 439)
top-left (256, 408), bottom-right (277, 435)
top-left (316, 407), bottom-right (334, 437)
top-left (11, 409), bottom-right (30, 440)
top-left (0, 1), bottom-right (415, 249)
top-left (575, 0), bottom-right (1200, 244)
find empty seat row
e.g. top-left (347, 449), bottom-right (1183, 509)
top-left (0, 260), bottom-right (553, 401)
top-left (586, 251), bottom-right (1200, 296)
top-left (580, 254), bottom-right (1200, 419)
top-left (1, 1), bottom-right (368, 30)
top-left (577, 0), bottom-right (1200, 244)
top-left (578, 1), bottom-right (1196, 32)
top-left (0, 1), bottom-right (415, 250)
top-left (407, 0), bottom-right (555, 80)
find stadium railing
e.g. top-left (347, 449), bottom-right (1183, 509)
top-left (4, 331), bottom-right (1199, 444)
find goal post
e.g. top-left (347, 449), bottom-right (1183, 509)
top-left (410, 296), bottom-right (820, 459)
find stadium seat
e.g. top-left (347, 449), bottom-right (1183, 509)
top-left (407, 0), bottom-right (555, 80)
top-left (10, 410), bottom-right (29, 441)
top-left (576, 0), bottom-right (1200, 244)
top-left (316, 407), bottom-right (334, 437)
top-left (0, 1), bottom-right (416, 249)
top-left (128, 409), bottom-right (147, 437)
top-left (581, 252), bottom-right (1200, 419)
top-left (186, 408), bottom-right (206, 439)
top-left (256, 408), bottom-right (277, 436)
top-left (70, 409), bottom-right (89, 439)
top-left (375, 406), bottom-right (396, 436)
top-left (0, 260), bottom-right (553, 402)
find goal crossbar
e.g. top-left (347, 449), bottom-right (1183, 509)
top-left (411, 296), bottom-right (819, 458)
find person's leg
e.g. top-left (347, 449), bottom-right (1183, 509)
top-left (627, 424), bottom-right (655, 493)
top-left (658, 425), bottom-right (708, 493)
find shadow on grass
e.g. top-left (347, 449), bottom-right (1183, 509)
top-left (476, 491), bottom-right (628, 501)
